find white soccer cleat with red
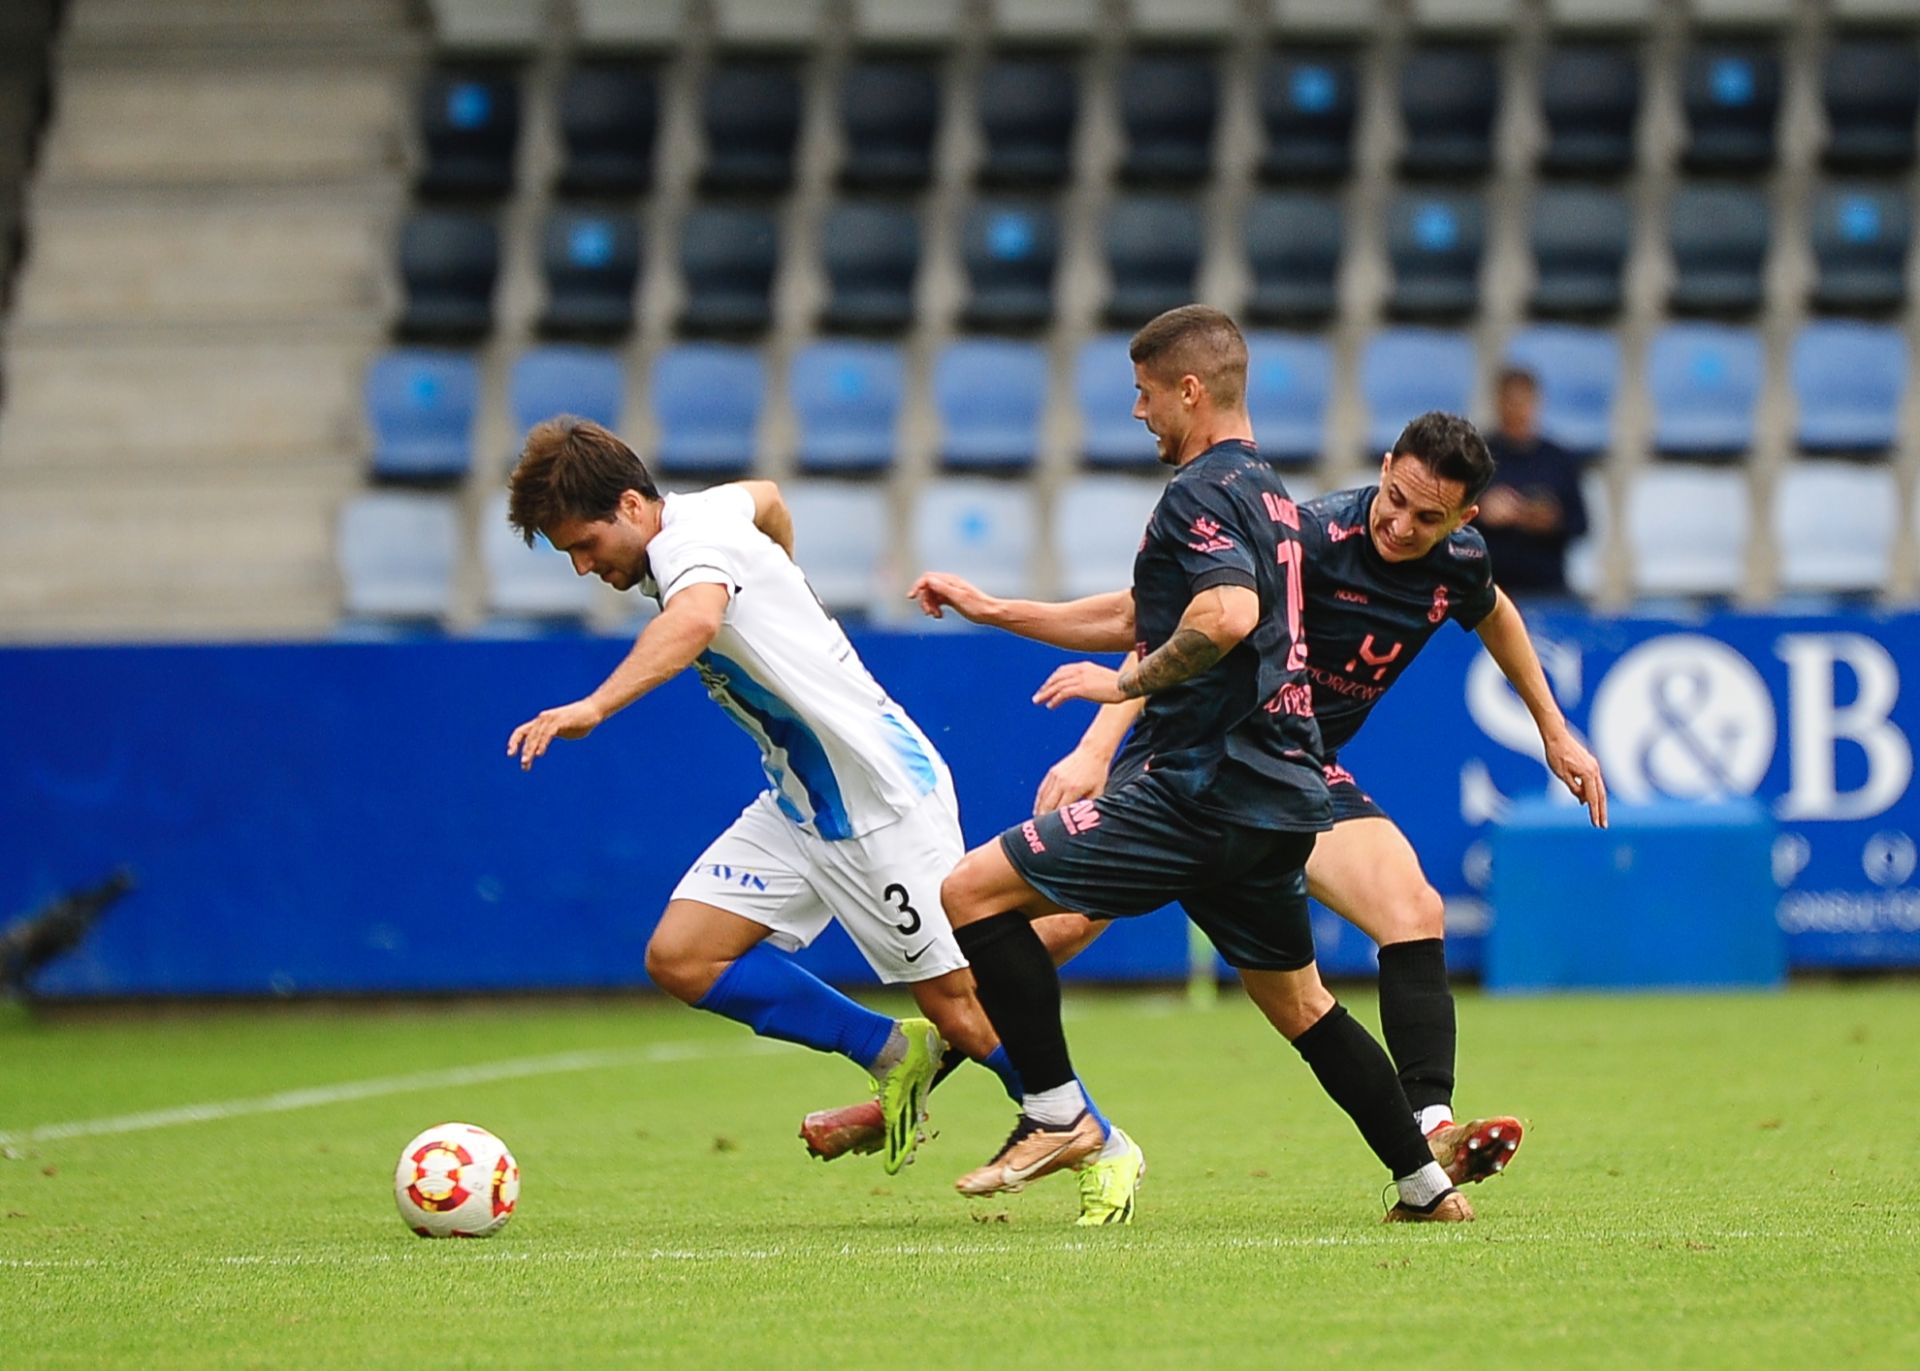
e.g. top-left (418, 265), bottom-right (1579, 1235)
top-left (1426, 1115), bottom-right (1523, 1186)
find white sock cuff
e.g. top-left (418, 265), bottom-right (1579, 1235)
top-left (1022, 1081), bottom-right (1089, 1127)
top-left (1395, 1161), bottom-right (1453, 1209)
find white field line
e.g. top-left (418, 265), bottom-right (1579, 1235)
top-left (0, 1038), bottom-right (783, 1148)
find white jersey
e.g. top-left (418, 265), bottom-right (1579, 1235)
top-left (639, 485), bottom-right (949, 841)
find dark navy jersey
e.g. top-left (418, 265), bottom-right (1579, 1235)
top-left (1112, 440), bottom-right (1331, 833)
top-left (1296, 485), bottom-right (1498, 754)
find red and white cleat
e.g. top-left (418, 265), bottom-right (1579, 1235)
top-left (799, 1100), bottom-right (885, 1161)
top-left (1426, 1115), bottom-right (1523, 1186)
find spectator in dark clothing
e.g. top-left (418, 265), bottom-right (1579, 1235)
top-left (1473, 366), bottom-right (1588, 599)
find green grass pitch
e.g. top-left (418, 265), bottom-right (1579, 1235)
top-left (3, 984), bottom-right (1916, 1369)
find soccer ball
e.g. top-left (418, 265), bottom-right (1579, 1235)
top-left (393, 1122), bottom-right (519, 1238)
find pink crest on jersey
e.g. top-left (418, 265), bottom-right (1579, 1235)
top-left (1428, 585), bottom-right (1450, 624)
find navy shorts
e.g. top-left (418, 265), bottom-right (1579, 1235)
top-left (1000, 771), bottom-right (1320, 972)
top-left (1323, 757), bottom-right (1388, 824)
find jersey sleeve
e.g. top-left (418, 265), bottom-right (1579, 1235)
top-left (1448, 532), bottom-right (1499, 630)
top-left (1154, 477), bottom-right (1261, 595)
top-left (650, 496), bottom-right (749, 608)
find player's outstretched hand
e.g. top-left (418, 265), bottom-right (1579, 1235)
top-left (1544, 727), bottom-right (1608, 828)
top-left (1033, 662), bottom-right (1126, 710)
top-left (1035, 745), bottom-right (1111, 815)
top-left (908, 571), bottom-right (997, 623)
top-left (507, 699), bottom-right (606, 771)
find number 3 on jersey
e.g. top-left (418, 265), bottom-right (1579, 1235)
top-left (882, 883), bottom-right (921, 936)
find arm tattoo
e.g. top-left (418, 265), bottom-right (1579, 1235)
top-left (1117, 627), bottom-right (1223, 699)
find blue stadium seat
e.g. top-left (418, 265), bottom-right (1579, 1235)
top-left (912, 480), bottom-right (1039, 599)
top-left (337, 491), bottom-right (460, 622)
top-left (557, 64), bottom-right (658, 195)
top-left (820, 200), bottom-right (919, 334)
top-left (1682, 43), bottom-right (1780, 173)
top-left (679, 205), bottom-right (778, 335)
top-left (1669, 184), bottom-right (1769, 316)
top-left (1810, 184), bottom-right (1911, 315)
top-left (651, 343), bottom-right (764, 475)
top-left (417, 68), bottom-right (520, 198)
top-left (1530, 185), bottom-right (1629, 318)
top-left (1103, 195), bottom-right (1203, 326)
top-left (509, 346), bottom-right (624, 441)
top-left (539, 208), bottom-right (640, 337)
top-left (1243, 332), bottom-right (1332, 465)
top-left (1361, 329), bottom-right (1475, 453)
top-left (1822, 38), bottom-right (1918, 173)
top-left (978, 57), bottom-right (1078, 188)
top-left (1792, 321), bottom-right (1908, 454)
top-left (366, 349), bottom-right (480, 481)
top-left (840, 59), bottom-right (940, 190)
top-left (1076, 333), bottom-right (1158, 468)
top-left (1647, 324), bottom-right (1763, 457)
top-left (1399, 46), bottom-right (1499, 178)
top-left (701, 60), bottom-right (802, 193)
top-left (1626, 465), bottom-right (1750, 598)
top-left (784, 482), bottom-right (890, 615)
top-left (1504, 325), bottom-right (1619, 457)
top-left (1387, 191), bottom-right (1484, 320)
top-left (1053, 475), bottom-right (1163, 600)
top-left (934, 340), bottom-right (1048, 471)
top-left (790, 341), bottom-right (904, 473)
top-left (1244, 192), bottom-right (1342, 324)
top-left (960, 198), bottom-right (1059, 331)
top-left (1118, 54), bottom-right (1219, 185)
top-left (1539, 44), bottom-right (1639, 176)
top-left (1773, 460), bottom-right (1898, 595)
top-left (481, 491), bottom-right (599, 621)
top-left (397, 210), bottom-right (499, 339)
top-left (1258, 48), bottom-right (1358, 182)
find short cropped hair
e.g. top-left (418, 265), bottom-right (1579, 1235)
top-left (1495, 365), bottom-right (1539, 394)
top-left (1128, 305), bottom-right (1249, 409)
top-left (1391, 411), bottom-right (1497, 505)
top-left (507, 417), bottom-right (659, 546)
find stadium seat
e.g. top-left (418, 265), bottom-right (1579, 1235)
top-left (416, 68), bottom-right (520, 198)
top-left (1682, 43), bottom-right (1780, 173)
top-left (557, 64), bottom-right (659, 195)
top-left (1791, 322), bottom-right (1909, 455)
top-left (1102, 195), bottom-right (1203, 326)
top-left (960, 199), bottom-right (1059, 331)
top-left (912, 480), bottom-right (1038, 600)
top-left (1772, 461), bottom-right (1898, 595)
top-left (509, 346), bottom-right (625, 441)
top-left (1053, 475), bottom-right (1164, 599)
top-left (1564, 469), bottom-right (1608, 600)
top-left (1411, 0), bottom-right (1517, 27)
top-left (714, 0), bottom-right (824, 45)
top-left (1076, 333), bottom-right (1158, 468)
top-left (1545, 0), bottom-right (1654, 23)
top-left (1257, 49), bottom-right (1358, 182)
top-left (1387, 191), bottom-right (1485, 321)
top-left (854, 0), bottom-right (957, 46)
top-left (934, 340), bottom-right (1049, 471)
top-left (1399, 46), bottom-right (1499, 178)
top-left (1529, 185), bottom-right (1630, 319)
top-left (1823, 39), bottom-right (1919, 173)
top-left (1625, 466), bottom-right (1750, 598)
top-left (700, 60), bottom-right (802, 194)
top-left (575, 0), bottom-right (684, 49)
top-left (481, 492), bottom-right (598, 621)
top-left (1809, 185), bottom-right (1911, 315)
top-left (1118, 54), bottom-right (1219, 185)
top-left (783, 481), bottom-right (890, 615)
top-left (365, 350), bottom-right (480, 481)
top-left (426, 0), bottom-right (543, 53)
top-left (539, 209), bottom-right (640, 337)
top-left (678, 206), bottom-right (779, 335)
top-left (1361, 329), bottom-right (1475, 453)
top-left (819, 201), bottom-right (920, 334)
top-left (994, 0), bottom-right (1098, 43)
top-left (1538, 44), bottom-right (1640, 176)
top-left (1243, 332), bottom-right (1332, 464)
top-left (839, 60), bottom-right (940, 191)
top-left (790, 341), bottom-right (905, 473)
top-left (650, 343), bottom-right (765, 475)
top-left (1505, 326), bottom-right (1619, 458)
top-left (1669, 184), bottom-right (1769, 316)
top-left (396, 210), bottom-right (499, 340)
top-left (337, 491), bottom-right (460, 622)
top-left (1133, 0), bottom-right (1236, 37)
top-left (1243, 192), bottom-right (1343, 324)
top-left (1647, 324), bottom-right (1763, 457)
top-left (977, 58), bottom-right (1079, 189)
top-left (1690, 0), bottom-right (1793, 24)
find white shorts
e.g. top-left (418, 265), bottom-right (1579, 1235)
top-left (669, 778), bottom-right (970, 984)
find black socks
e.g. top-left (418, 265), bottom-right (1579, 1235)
top-left (1377, 937), bottom-right (1457, 1114)
top-left (1292, 1002), bottom-right (1435, 1179)
top-left (953, 911), bottom-right (1076, 1095)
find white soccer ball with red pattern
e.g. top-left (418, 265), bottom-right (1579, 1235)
top-left (393, 1122), bottom-right (519, 1238)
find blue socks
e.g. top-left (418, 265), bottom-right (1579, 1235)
top-left (981, 1045), bottom-right (1022, 1100)
top-left (693, 943), bottom-right (895, 1070)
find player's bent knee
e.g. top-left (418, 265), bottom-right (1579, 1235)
top-left (644, 936), bottom-right (718, 1004)
top-left (939, 853), bottom-right (996, 927)
top-left (1378, 884), bottom-right (1446, 945)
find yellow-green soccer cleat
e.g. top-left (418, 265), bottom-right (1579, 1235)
top-left (1075, 1127), bottom-right (1146, 1226)
top-left (877, 1018), bottom-right (946, 1175)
